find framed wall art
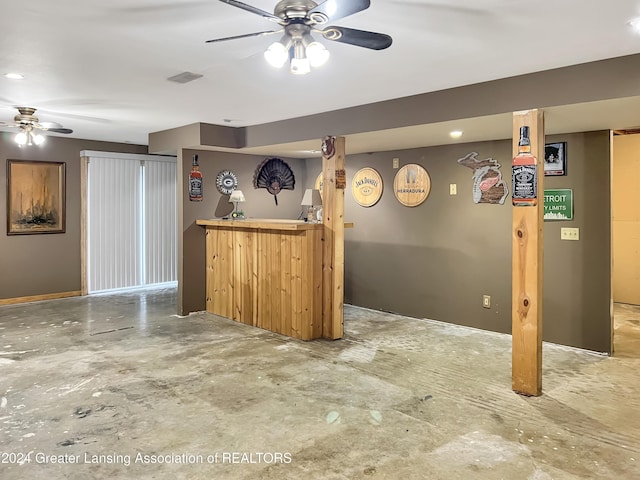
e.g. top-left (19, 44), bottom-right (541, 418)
top-left (544, 142), bottom-right (567, 176)
top-left (7, 160), bottom-right (66, 235)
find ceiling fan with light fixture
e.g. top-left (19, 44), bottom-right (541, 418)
top-left (0, 107), bottom-right (73, 146)
top-left (207, 0), bottom-right (392, 74)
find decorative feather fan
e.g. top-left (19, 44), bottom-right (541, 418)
top-left (253, 158), bottom-right (295, 205)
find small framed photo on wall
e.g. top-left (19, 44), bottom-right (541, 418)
top-left (544, 142), bottom-right (567, 176)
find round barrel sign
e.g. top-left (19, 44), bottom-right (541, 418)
top-left (393, 164), bottom-right (431, 207)
top-left (352, 167), bottom-right (383, 207)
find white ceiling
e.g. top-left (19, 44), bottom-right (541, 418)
top-left (2, 0), bottom-right (640, 154)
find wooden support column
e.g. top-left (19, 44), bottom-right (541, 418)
top-left (321, 136), bottom-right (346, 339)
top-left (512, 109), bottom-right (544, 396)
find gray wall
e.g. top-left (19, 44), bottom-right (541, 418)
top-left (306, 131), bottom-right (611, 353)
top-left (178, 149), bottom-right (307, 314)
top-left (0, 132), bottom-right (147, 300)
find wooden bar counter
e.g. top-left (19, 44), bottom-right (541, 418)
top-left (196, 219), bottom-right (324, 340)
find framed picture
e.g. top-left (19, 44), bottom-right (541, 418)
top-left (7, 160), bottom-right (66, 235)
top-left (544, 142), bottom-right (567, 176)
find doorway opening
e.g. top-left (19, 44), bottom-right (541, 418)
top-left (611, 132), bottom-right (640, 356)
top-left (81, 151), bottom-right (177, 294)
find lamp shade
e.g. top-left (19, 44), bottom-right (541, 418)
top-left (229, 190), bottom-right (245, 203)
top-left (301, 188), bottom-right (322, 206)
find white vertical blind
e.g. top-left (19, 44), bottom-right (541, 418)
top-left (144, 159), bottom-right (177, 285)
top-left (88, 156), bottom-right (141, 292)
top-left (85, 152), bottom-right (177, 293)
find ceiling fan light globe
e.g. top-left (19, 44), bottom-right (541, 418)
top-left (628, 17), bottom-right (640, 34)
top-left (14, 132), bottom-right (27, 145)
top-left (290, 57), bottom-right (311, 75)
top-left (33, 133), bottom-right (45, 145)
top-left (306, 42), bottom-right (330, 67)
top-left (264, 42), bottom-right (288, 68)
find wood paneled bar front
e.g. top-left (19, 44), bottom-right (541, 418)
top-left (195, 219), bottom-right (324, 340)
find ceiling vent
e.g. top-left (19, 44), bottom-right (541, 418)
top-left (167, 72), bottom-right (203, 84)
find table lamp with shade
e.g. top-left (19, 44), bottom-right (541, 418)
top-left (229, 190), bottom-right (245, 218)
top-left (301, 188), bottom-right (322, 223)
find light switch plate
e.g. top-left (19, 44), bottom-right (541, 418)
top-left (561, 227), bottom-right (580, 241)
top-left (392, 158), bottom-right (399, 169)
top-left (449, 183), bottom-right (457, 195)
top-left (482, 295), bottom-right (491, 308)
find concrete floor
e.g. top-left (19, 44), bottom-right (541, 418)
top-left (1, 288), bottom-right (639, 479)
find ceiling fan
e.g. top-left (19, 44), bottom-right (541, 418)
top-left (0, 107), bottom-right (73, 146)
top-left (207, 0), bottom-right (392, 74)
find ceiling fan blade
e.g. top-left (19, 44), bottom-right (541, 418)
top-left (206, 30), bottom-right (282, 43)
top-left (218, 0), bottom-right (282, 23)
top-left (309, 0), bottom-right (370, 23)
top-left (38, 121), bottom-right (64, 129)
top-left (321, 26), bottom-right (392, 50)
top-left (46, 128), bottom-right (73, 134)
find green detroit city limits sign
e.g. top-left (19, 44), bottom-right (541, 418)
top-left (544, 189), bottom-right (573, 221)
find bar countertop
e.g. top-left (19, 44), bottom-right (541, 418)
top-left (195, 218), bottom-right (324, 231)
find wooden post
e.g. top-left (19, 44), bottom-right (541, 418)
top-left (512, 109), bottom-right (544, 396)
top-left (322, 136), bottom-right (346, 339)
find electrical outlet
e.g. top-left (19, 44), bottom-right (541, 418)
top-left (449, 183), bottom-right (457, 195)
top-left (482, 295), bottom-right (491, 309)
top-left (392, 158), bottom-right (399, 169)
top-left (561, 227), bottom-right (580, 241)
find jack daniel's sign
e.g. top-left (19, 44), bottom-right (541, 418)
top-left (352, 167), bottom-right (383, 207)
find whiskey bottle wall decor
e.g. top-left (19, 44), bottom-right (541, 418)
top-left (512, 126), bottom-right (537, 206)
top-left (189, 154), bottom-right (203, 202)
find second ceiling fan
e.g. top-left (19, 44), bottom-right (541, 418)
top-left (207, 0), bottom-right (392, 74)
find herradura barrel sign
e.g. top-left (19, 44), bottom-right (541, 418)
top-left (352, 167), bottom-right (383, 207)
top-left (393, 164), bottom-right (431, 207)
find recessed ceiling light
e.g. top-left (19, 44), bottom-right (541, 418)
top-left (628, 17), bottom-right (640, 34)
top-left (450, 130), bottom-right (463, 139)
top-left (4, 73), bottom-right (24, 80)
